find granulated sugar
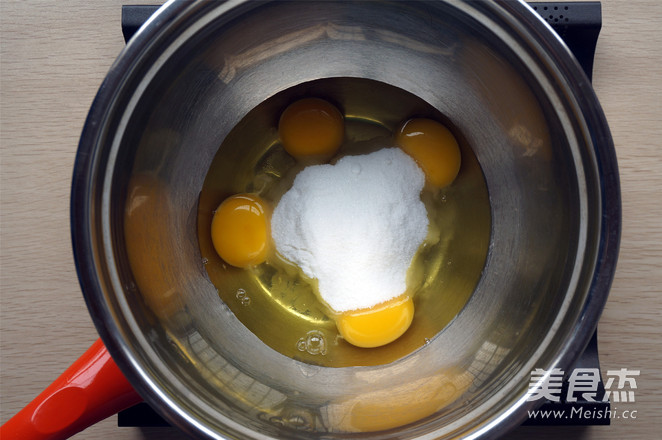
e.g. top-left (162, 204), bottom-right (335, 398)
top-left (271, 148), bottom-right (429, 313)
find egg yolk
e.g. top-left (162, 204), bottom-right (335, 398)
top-left (211, 194), bottom-right (269, 268)
top-left (337, 296), bottom-right (414, 348)
top-left (278, 97), bottom-right (344, 158)
top-left (396, 118), bottom-right (461, 188)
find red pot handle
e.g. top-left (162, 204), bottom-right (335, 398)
top-left (1, 338), bottom-right (143, 440)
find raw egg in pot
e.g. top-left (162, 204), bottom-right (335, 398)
top-left (211, 194), bottom-right (270, 268)
top-left (337, 295), bottom-right (415, 348)
top-left (396, 118), bottom-right (461, 188)
top-left (278, 97), bottom-right (344, 158)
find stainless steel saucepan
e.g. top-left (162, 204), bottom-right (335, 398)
top-left (3, 1), bottom-right (619, 439)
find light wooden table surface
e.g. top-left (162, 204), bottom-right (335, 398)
top-left (1, 1), bottom-right (660, 439)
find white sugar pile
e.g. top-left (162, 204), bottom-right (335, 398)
top-left (271, 148), bottom-right (429, 313)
